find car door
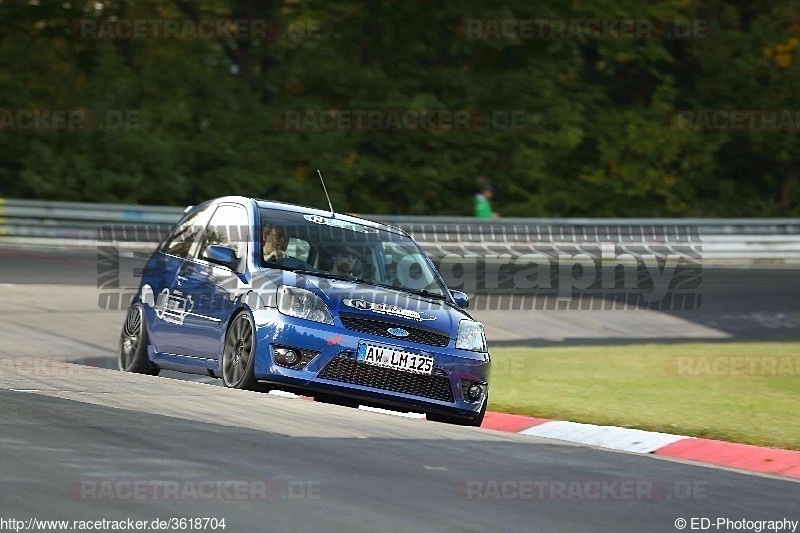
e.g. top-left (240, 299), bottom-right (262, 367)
top-left (147, 204), bottom-right (216, 354)
top-left (170, 203), bottom-right (250, 359)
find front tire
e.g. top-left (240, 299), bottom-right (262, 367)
top-left (118, 302), bottom-right (159, 375)
top-left (221, 312), bottom-right (258, 390)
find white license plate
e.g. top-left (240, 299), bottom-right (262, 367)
top-left (357, 342), bottom-right (434, 375)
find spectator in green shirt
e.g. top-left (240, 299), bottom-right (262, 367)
top-left (474, 184), bottom-right (499, 218)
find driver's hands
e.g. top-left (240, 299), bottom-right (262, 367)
top-left (264, 249), bottom-right (287, 262)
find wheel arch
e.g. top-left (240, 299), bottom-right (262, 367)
top-left (217, 304), bottom-right (256, 357)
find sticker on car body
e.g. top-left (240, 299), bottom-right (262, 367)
top-left (154, 288), bottom-right (221, 325)
top-left (303, 214), bottom-right (379, 234)
top-left (154, 288), bottom-right (194, 325)
top-left (342, 299), bottom-right (436, 321)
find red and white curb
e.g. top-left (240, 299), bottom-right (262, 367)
top-left (265, 390), bottom-right (800, 479)
top-left (518, 420), bottom-right (686, 454)
top-left (481, 412), bottom-right (800, 480)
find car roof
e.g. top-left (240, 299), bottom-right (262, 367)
top-left (201, 195), bottom-right (408, 237)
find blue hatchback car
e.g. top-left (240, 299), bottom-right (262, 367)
top-left (119, 196), bottom-right (490, 426)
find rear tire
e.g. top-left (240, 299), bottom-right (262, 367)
top-left (118, 302), bottom-right (159, 375)
top-left (221, 312), bottom-right (258, 390)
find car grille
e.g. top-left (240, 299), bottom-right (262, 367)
top-left (340, 317), bottom-right (450, 347)
top-left (317, 355), bottom-right (454, 403)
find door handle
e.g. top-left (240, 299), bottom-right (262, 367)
top-left (176, 275), bottom-right (188, 285)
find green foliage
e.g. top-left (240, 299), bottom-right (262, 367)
top-left (0, 0), bottom-right (798, 216)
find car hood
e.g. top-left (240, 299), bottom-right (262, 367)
top-left (306, 277), bottom-right (465, 334)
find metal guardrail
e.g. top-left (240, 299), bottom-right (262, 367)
top-left (1, 198), bottom-right (799, 262)
top-left (0, 199), bottom-right (182, 241)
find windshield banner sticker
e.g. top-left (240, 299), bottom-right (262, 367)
top-left (342, 298), bottom-right (436, 321)
top-left (303, 214), bottom-right (379, 234)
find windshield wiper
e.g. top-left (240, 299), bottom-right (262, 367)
top-left (292, 269), bottom-right (367, 284)
top-left (402, 287), bottom-right (446, 300)
top-left (366, 282), bottom-right (446, 300)
top-left (291, 271), bottom-right (446, 300)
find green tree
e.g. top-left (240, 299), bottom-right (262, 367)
top-left (0, 0), bottom-right (797, 216)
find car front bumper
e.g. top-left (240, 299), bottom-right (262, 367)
top-left (251, 309), bottom-right (490, 417)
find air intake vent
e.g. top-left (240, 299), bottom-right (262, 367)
top-left (340, 317), bottom-right (450, 347)
top-left (318, 356), bottom-right (454, 403)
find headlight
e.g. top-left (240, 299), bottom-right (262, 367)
top-left (455, 320), bottom-right (487, 352)
top-left (277, 286), bottom-right (334, 325)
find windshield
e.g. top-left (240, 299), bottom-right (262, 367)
top-left (258, 208), bottom-right (447, 297)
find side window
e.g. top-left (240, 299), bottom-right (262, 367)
top-left (161, 205), bottom-right (215, 259)
top-left (382, 242), bottom-right (435, 289)
top-left (197, 204), bottom-right (249, 266)
top-left (382, 242), bottom-right (403, 283)
top-left (396, 253), bottom-right (435, 290)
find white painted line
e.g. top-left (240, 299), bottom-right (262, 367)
top-left (267, 390), bottom-right (302, 399)
top-left (521, 420), bottom-right (690, 453)
top-left (358, 405), bottom-right (426, 419)
top-left (257, 391), bottom-right (425, 419)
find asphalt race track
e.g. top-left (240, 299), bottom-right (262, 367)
top-left (1, 370), bottom-right (799, 533)
top-left (0, 244), bottom-right (799, 532)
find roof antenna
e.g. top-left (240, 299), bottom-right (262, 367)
top-left (317, 169), bottom-right (335, 218)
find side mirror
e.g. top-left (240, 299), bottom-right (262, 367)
top-left (203, 245), bottom-right (238, 270)
top-left (450, 290), bottom-right (469, 308)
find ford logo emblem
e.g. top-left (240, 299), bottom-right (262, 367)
top-left (387, 327), bottom-right (409, 337)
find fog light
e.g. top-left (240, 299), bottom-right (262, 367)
top-left (284, 349), bottom-right (300, 366)
top-left (466, 383), bottom-right (483, 401)
top-left (274, 346), bottom-right (315, 369)
top-left (274, 347), bottom-right (296, 366)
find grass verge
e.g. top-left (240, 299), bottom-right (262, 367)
top-left (487, 342), bottom-right (800, 450)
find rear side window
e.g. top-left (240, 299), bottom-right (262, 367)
top-left (161, 205), bottom-right (215, 259)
